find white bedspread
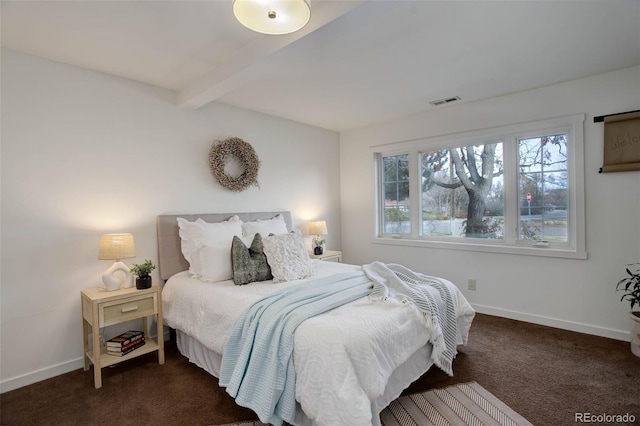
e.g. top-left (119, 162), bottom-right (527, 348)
top-left (162, 261), bottom-right (475, 426)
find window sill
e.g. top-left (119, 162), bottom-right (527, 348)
top-left (372, 237), bottom-right (587, 260)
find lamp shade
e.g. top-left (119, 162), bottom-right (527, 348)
top-left (233, 0), bottom-right (311, 35)
top-left (98, 233), bottom-right (136, 261)
top-left (308, 220), bottom-right (328, 236)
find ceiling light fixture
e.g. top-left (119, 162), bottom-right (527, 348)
top-left (233, 0), bottom-right (311, 35)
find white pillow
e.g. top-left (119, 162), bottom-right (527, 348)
top-left (242, 214), bottom-right (288, 238)
top-left (195, 238), bottom-right (234, 282)
top-left (263, 231), bottom-right (315, 283)
top-left (177, 216), bottom-right (242, 276)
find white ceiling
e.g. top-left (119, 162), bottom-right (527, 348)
top-left (2, 0), bottom-right (639, 132)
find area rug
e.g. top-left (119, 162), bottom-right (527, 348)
top-left (219, 382), bottom-right (533, 426)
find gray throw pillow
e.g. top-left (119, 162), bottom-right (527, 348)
top-left (231, 234), bottom-right (273, 285)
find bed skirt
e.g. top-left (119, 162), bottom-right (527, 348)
top-left (176, 330), bottom-right (435, 426)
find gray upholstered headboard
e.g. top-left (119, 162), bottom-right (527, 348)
top-left (156, 211), bottom-right (292, 281)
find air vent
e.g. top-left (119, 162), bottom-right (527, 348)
top-left (429, 96), bottom-right (461, 106)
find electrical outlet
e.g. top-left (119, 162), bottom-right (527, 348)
top-left (467, 279), bottom-right (476, 291)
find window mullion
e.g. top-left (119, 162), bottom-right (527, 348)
top-left (374, 153), bottom-right (383, 237)
top-left (410, 149), bottom-right (421, 238)
top-left (503, 136), bottom-right (518, 245)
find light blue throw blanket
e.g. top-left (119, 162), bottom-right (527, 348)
top-left (220, 263), bottom-right (462, 425)
top-left (219, 271), bottom-right (373, 426)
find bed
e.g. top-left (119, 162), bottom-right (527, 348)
top-left (157, 211), bottom-right (475, 426)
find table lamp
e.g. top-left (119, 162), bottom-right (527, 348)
top-left (308, 220), bottom-right (328, 255)
top-left (98, 233), bottom-right (136, 291)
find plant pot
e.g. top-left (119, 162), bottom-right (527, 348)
top-left (136, 275), bottom-right (152, 290)
top-left (630, 311), bottom-right (640, 358)
top-left (314, 246), bottom-right (324, 255)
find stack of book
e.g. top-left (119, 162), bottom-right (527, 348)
top-left (106, 330), bottom-right (145, 357)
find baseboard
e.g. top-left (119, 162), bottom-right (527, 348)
top-left (0, 357), bottom-right (84, 394)
top-left (0, 329), bottom-right (172, 394)
top-left (473, 304), bottom-right (631, 342)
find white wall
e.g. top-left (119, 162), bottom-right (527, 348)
top-left (340, 66), bottom-right (640, 341)
top-left (0, 48), bottom-right (341, 391)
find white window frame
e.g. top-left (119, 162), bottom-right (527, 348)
top-left (372, 114), bottom-right (586, 259)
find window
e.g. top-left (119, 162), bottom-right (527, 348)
top-left (420, 141), bottom-right (505, 240)
top-left (374, 115), bottom-right (585, 259)
top-left (518, 134), bottom-right (568, 244)
top-left (382, 154), bottom-right (411, 235)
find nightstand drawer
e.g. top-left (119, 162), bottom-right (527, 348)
top-left (322, 255), bottom-right (341, 262)
top-left (99, 294), bottom-right (157, 327)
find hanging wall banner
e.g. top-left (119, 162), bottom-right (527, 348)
top-left (601, 111), bottom-right (640, 173)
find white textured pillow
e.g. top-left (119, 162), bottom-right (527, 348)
top-left (263, 231), bottom-right (315, 283)
top-left (242, 214), bottom-right (288, 238)
top-left (177, 216), bottom-right (242, 276)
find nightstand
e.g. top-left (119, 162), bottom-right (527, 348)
top-left (81, 285), bottom-right (164, 388)
top-left (310, 250), bottom-right (342, 262)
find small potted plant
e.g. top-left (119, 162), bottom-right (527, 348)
top-left (312, 236), bottom-right (326, 255)
top-left (130, 259), bottom-right (156, 290)
top-left (616, 263), bottom-right (640, 357)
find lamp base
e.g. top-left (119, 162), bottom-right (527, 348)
top-left (102, 261), bottom-right (131, 291)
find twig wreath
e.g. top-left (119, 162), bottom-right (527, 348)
top-left (208, 137), bottom-right (261, 191)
